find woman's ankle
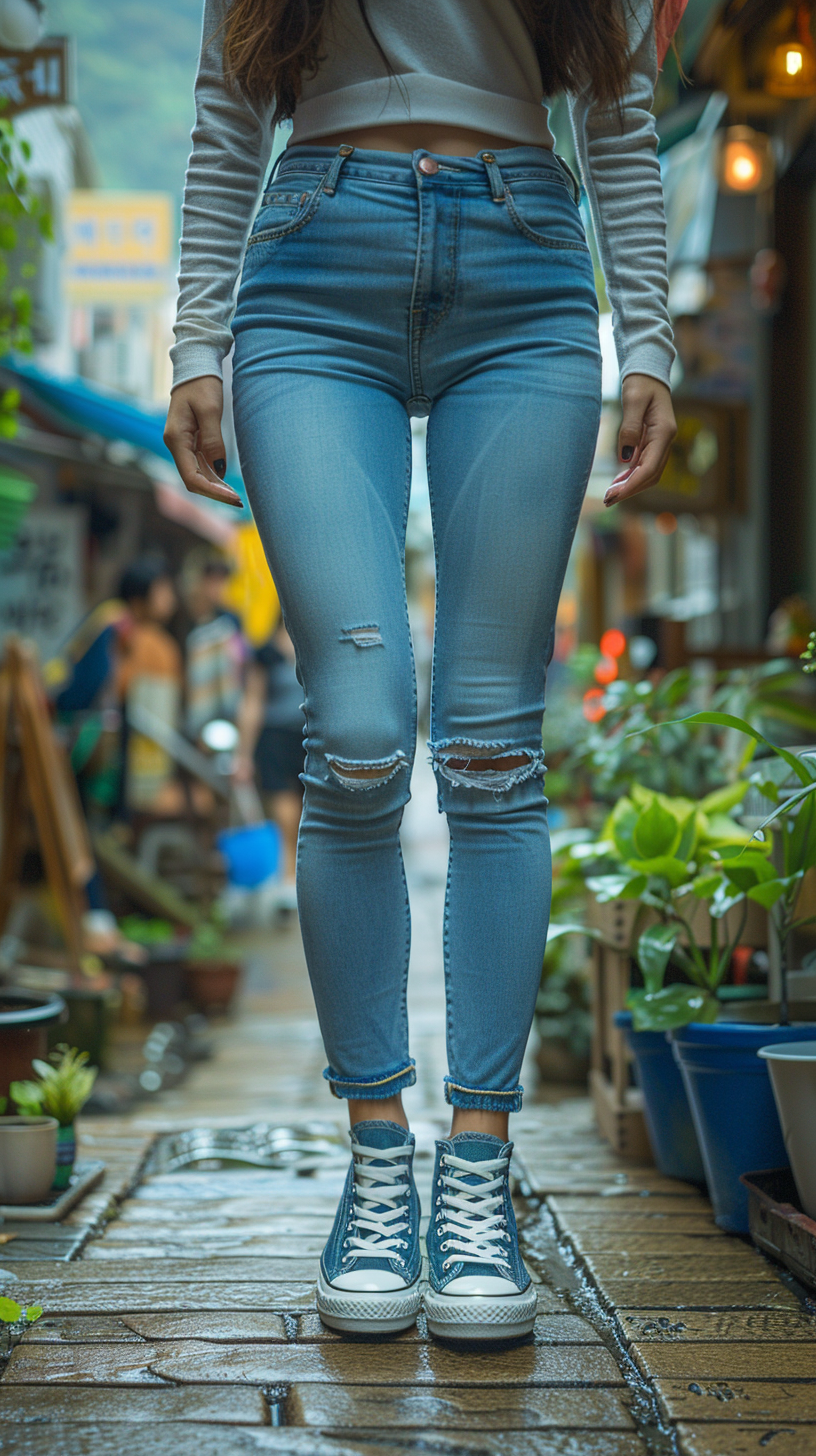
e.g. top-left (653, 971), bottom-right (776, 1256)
top-left (450, 1107), bottom-right (509, 1143)
top-left (348, 1093), bottom-right (409, 1131)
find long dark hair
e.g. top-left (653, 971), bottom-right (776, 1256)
top-left (221, 0), bottom-right (633, 124)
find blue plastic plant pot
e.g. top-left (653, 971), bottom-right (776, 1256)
top-left (671, 1020), bottom-right (816, 1233)
top-left (614, 1011), bottom-right (706, 1186)
top-left (216, 822), bottom-right (281, 889)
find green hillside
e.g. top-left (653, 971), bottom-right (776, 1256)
top-left (46, 0), bottom-right (204, 215)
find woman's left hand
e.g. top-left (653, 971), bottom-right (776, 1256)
top-left (605, 374), bottom-right (677, 507)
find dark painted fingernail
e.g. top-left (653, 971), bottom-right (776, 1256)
top-left (621, 446), bottom-right (634, 461)
top-left (605, 491), bottom-right (620, 507)
top-left (214, 458), bottom-right (226, 477)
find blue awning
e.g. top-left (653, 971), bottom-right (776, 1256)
top-left (3, 356), bottom-right (248, 511)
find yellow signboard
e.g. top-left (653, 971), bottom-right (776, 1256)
top-left (65, 191), bottom-right (173, 303)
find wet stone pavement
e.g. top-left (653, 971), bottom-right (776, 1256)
top-left (2, 768), bottom-right (816, 1455)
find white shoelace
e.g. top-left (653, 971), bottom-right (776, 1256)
top-left (436, 1151), bottom-right (511, 1273)
top-left (342, 1139), bottom-right (413, 1264)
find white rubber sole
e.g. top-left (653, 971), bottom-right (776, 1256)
top-left (316, 1267), bottom-right (422, 1333)
top-left (424, 1282), bottom-right (537, 1341)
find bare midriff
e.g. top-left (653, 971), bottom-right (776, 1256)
top-left (301, 122), bottom-right (523, 156)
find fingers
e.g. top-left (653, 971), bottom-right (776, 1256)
top-left (163, 378), bottom-right (242, 508)
top-left (617, 398), bottom-right (645, 466)
top-left (604, 434), bottom-right (673, 505)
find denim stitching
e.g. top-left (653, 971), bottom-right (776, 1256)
top-left (422, 186), bottom-right (461, 336)
top-left (407, 165), bottom-right (427, 406)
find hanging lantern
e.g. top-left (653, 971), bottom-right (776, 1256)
top-left (719, 126), bottom-right (774, 194)
top-left (766, 4), bottom-right (816, 98)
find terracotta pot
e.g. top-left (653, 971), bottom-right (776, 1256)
top-left (0, 1116), bottom-right (58, 1204)
top-left (0, 990), bottom-right (66, 1101)
top-left (184, 959), bottom-right (242, 1016)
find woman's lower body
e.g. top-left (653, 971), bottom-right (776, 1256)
top-left (233, 142), bottom-right (601, 1335)
top-left (255, 724), bottom-right (305, 901)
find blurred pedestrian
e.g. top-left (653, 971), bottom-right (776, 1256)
top-left (116, 555), bottom-right (184, 815)
top-left (233, 620), bottom-right (304, 909)
top-left (181, 546), bottom-right (245, 740)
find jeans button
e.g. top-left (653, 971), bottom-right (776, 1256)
top-left (418, 157), bottom-right (439, 175)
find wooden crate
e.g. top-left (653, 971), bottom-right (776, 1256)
top-left (587, 896), bottom-right (768, 1162)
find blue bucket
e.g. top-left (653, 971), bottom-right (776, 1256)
top-left (671, 1020), bottom-right (816, 1233)
top-left (614, 1011), bottom-right (706, 1186)
top-left (216, 822), bottom-right (281, 888)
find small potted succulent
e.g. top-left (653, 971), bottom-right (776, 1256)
top-left (11, 1046), bottom-right (97, 1190)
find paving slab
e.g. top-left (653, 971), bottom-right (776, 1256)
top-left (0, 1424), bottom-right (650, 1456)
top-left (676, 1425), bottom-right (816, 1455)
top-left (145, 1338), bottom-right (625, 1387)
top-left (106, 1215), bottom-right (334, 1236)
top-left (82, 1238), bottom-right (327, 1259)
top-left (580, 1253), bottom-right (776, 1282)
top-left (0, 1279), bottom-right (317, 1313)
top-left (656, 1379), bottom-right (816, 1423)
top-left (3, 1257), bottom-right (320, 1282)
top-left (20, 1316), bottom-right (146, 1344)
top-left (596, 1282), bottom-right (801, 1311)
top-left (286, 1383), bottom-right (636, 1430)
top-left (5, 1340), bottom-right (166, 1384)
top-left (565, 1234), bottom-right (740, 1256)
top-left (0, 1386), bottom-right (271, 1424)
top-left (619, 1311), bottom-right (816, 1344)
top-left (548, 1196), bottom-right (711, 1216)
top-left (631, 1342), bottom-right (816, 1381)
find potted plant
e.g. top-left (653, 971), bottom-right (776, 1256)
top-left (574, 782), bottom-right (765, 1185)
top-left (0, 988), bottom-right (65, 1102)
top-left (10, 1045), bottom-right (97, 1190)
top-left (183, 920), bottom-right (243, 1016)
top-left (0, 1103), bottom-right (58, 1204)
top-left (645, 710), bottom-right (816, 1233)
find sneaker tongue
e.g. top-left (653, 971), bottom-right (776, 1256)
top-left (449, 1132), bottom-right (504, 1184)
top-left (352, 1120), bottom-right (412, 1156)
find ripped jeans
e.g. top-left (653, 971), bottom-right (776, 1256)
top-left (232, 143), bottom-right (602, 1112)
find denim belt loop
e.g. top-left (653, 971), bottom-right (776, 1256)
top-left (321, 143), bottom-right (355, 197)
top-left (479, 151), bottom-right (506, 204)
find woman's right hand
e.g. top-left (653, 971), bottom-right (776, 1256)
top-left (163, 377), bottom-right (243, 508)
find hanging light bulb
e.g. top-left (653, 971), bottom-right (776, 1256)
top-left (766, 4), bottom-right (816, 98)
top-left (719, 126), bottom-right (774, 194)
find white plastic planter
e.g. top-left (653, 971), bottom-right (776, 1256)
top-left (0, 1116), bottom-right (58, 1204)
top-left (759, 1042), bottom-right (816, 1220)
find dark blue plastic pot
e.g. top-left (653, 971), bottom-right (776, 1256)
top-left (614, 1011), bottom-right (706, 1185)
top-left (671, 1021), bottom-right (816, 1233)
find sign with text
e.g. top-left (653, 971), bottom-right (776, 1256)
top-left (0, 506), bottom-right (85, 660)
top-left (65, 191), bottom-right (173, 303)
top-left (0, 38), bottom-right (72, 115)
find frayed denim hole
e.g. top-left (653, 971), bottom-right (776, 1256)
top-left (430, 741), bottom-right (545, 793)
top-left (339, 624), bottom-right (384, 648)
top-left (326, 750), bottom-right (408, 791)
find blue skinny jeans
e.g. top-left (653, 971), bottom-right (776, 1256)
top-left (232, 143), bottom-right (601, 1113)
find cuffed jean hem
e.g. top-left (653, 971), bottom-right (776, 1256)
top-left (324, 1062), bottom-right (417, 1100)
top-left (444, 1077), bottom-right (524, 1113)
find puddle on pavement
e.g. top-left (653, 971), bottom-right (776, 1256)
top-left (144, 1122), bottom-right (349, 1177)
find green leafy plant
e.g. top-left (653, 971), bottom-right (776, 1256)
top-left (0, 1298), bottom-right (42, 1360)
top-left (668, 712), bottom-right (816, 1026)
top-left (118, 916), bottom-right (175, 945)
top-left (570, 783), bottom-right (767, 1031)
top-left (10, 1046), bottom-right (97, 1127)
top-left (0, 109), bottom-right (52, 437)
top-left (548, 658), bottom-right (816, 807)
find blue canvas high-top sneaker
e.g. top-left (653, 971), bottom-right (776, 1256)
top-left (425, 1131), bottom-right (536, 1340)
top-left (317, 1120), bottom-right (422, 1333)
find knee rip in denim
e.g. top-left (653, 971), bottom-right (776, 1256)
top-left (339, 623), bottom-right (384, 648)
top-left (326, 749), bottom-right (408, 791)
top-left (430, 739), bottom-right (545, 793)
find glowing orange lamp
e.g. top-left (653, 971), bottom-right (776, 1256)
top-left (766, 4), bottom-right (816, 98)
top-left (719, 127), bottom-right (774, 194)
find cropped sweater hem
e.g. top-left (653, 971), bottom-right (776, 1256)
top-left (290, 75), bottom-right (556, 149)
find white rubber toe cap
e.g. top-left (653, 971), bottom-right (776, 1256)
top-left (442, 1274), bottom-right (522, 1296)
top-left (329, 1268), bottom-right (409, 1292)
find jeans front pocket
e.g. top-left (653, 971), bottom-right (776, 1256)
top-left (503, 176), bottom-right (589, 253)
top-left (244, 175), bottom-right (325, 261)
